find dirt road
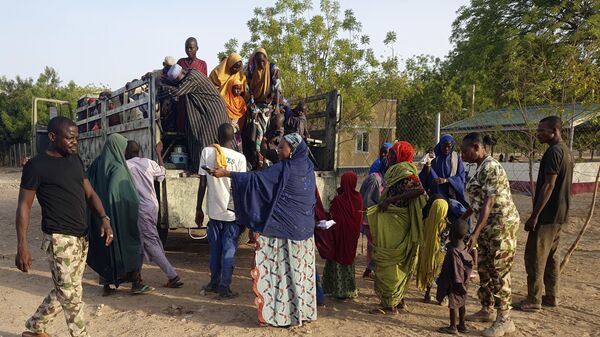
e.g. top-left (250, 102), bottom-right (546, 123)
top-left (0, 167), bottom-right (598, 337)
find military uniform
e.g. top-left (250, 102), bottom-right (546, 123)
top-left (26, 234), bottom-right (90, 337)
top-left (467, 156), bottom-right (520, 311)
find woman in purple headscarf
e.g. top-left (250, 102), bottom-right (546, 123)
top-left (419, 134), bottom-right (468, 221)
top-left (211, 133), bottom-right (317, 327)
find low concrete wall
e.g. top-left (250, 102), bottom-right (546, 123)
top-left (480, 161), bottom-right (600, 194)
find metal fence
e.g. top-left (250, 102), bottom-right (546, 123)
top-left (0, 142), bottom-right (32, 167)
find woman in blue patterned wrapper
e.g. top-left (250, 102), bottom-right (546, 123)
top-left (211, 133), bottom-right (317, 327)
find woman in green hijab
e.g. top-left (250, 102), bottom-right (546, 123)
top-left (87, 133), bottom-right (152, 295)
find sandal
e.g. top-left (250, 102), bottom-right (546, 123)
top-left (457, 325), bottom-right (469, 333)
top-left (131, 284), bottom-right (155, 295)
top-left (164, 276), bottom-right (184, 288)
top-left (369, 307), bottom-right (398, 315)
top-left (102, 285), bottom-right (116, 297)
top-left (437, 326), bottom-right (458, 335)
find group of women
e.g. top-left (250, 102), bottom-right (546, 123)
top-left (313, 134), bottom-right (519, 336)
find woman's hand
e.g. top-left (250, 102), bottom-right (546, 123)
top-left (379, 198), bottom-right (391, 212)
top-left (432, 177), bottom-right (448, 185)
top-left (211, 168), bottom-right (229, 178)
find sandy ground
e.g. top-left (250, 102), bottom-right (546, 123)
top-left (0, 167), bottom-right (599, 337)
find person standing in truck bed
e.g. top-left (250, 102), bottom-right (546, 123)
top-left (157, 64), bottom-right (230, 172)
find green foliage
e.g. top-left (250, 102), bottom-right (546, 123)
top-left (0, 66), bottom-right (105, 145)
top-left (218, 0), bottom-right (407, 129)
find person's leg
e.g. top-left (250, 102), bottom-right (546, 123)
top-left (543, 224), bottom-right (562, 305)
top-left (25, 235), bottom-right (64, 335)
top-left (449, 308), bottom-right (457, 328)
top-left (44, 234), bottom-right (89, 337)
top-left (467, 238), bottom-right (496, 322)
top-left (207, 219), bottom-right (223, 290)
top-left (482, 232), bottom-right (517, 337)
top-left (457, 306), bottom-right (468, 333)
top-left (524, 225), bottom-right (552, 306)
top-left (139, 212), bottom-right (178, 281)
top-left (218, 221), bottom-right (241, 295)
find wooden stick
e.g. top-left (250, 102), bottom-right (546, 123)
top-left (560, 164), bottom-right (600, 274)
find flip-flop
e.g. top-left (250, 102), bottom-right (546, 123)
top-left (131, 285), bottom-right (155, 295)
top-left (369, 307), bottom-right (398, 315)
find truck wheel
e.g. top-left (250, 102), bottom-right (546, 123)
top-left (158, 226), bottom-right (168, 246)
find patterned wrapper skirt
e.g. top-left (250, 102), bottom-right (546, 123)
top-left (251, 235), bottom-right (317, 327)
top-left (322, 260), bottom-right (358, 299)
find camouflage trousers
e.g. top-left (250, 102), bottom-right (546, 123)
top-left (476, 223), bottom-right (518, 311)
top-left (26, 233), bottom-right (90, 337)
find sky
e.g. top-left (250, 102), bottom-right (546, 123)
top-left (0, 0), bottom-right (469, 90)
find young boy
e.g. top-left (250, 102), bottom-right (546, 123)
top-left (437, 218), bottom-right (473, 334)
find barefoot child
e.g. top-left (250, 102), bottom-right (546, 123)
top-left (437, 218), bottom-right (473, 334)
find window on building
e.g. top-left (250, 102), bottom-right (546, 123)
top-left (356, 131), bottom-right (369, 153)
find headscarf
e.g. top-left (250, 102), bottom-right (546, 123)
top-left (369, 142), bottom-right (393, 174)
top-left (418, 134), bottom-right (468, 220)
top-left (224, 79), bottom-right (247, 122)
top-left (86, 134), bottom-right (141, 285)
top-left (283, 133), bottom-right (302, 154)
top-left (388, 141), bottom-right (415, 165)
top-left (209, 53), bottom-right (246, 97)
top-left (248, 48), bottom-right (271, 102)
top-left (231, 139), bottom-right (316, 240)
top-left (328, 172), bottom-right (363, 265)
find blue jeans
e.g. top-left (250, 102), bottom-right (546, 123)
top-left (207, 219), bottom-right (241, 292)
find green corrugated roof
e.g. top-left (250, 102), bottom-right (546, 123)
top-left (442, 104), bottom-right (600, 132)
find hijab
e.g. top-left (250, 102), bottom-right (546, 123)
top-left (248, 48), bottom-right (271, 102)
top-left (224, 79), bottom-right (247, 121)
top-left (231, 137), bottom-right (316, 240)
top-left (209, 52), bottom-right (246, 97)
top-left (328, 172), bottom-right (363, 265)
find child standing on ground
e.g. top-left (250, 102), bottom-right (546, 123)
top-left (437, 218), bottom-right (473, 334)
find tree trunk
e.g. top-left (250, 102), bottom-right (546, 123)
top-left (560, 164), bottom-right (600, 274)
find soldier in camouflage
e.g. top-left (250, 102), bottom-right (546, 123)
top-left (460, 133), bottom-right (520, 337)
top-left (15, 116), bottom-right (113, 337)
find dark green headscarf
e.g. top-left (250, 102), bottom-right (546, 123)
top-left (86, 133), bottom-right (141, 285)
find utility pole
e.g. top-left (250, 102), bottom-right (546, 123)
top-left (471, 84), bottom-right (476, 117)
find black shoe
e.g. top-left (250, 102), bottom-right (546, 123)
top-left (219, 289), bottom-right (239, 299)
top-left (201, 284), bottom-right (218, 294)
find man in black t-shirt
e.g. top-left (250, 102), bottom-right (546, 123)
top-left (519, 116), bottom-right (573, 312)
top-left (16, 116), bottom-right (113, 337)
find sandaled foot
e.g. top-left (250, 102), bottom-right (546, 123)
top-left (370, 307), bottom-right (398, 315)
top-left (396, 299), bottom-right (409, 312)
top-left (437, 326), bottom-right (458, 335)
top-left (102, 285), bottom-right (116, 297)
top-left (131, 284), bottom-right (155, 295)
top-left (457, 324), bottom-right (469, 333)
top-left (164, 276), bottom-right (184, 288)
top-left (22, 332), bottom-right (51, 337)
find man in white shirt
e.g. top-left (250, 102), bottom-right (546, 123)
top-left (126, 141), bottom-right (183, 288)
top-left (196, 123), bottom-right (247, 298)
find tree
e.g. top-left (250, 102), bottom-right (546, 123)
top-left (219, 0), bottom-right (392, 127)
top-left (0, 67), bottom-right (105, 146)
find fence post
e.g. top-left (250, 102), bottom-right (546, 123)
top-left (435, 112), bottom-right (441, 145)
